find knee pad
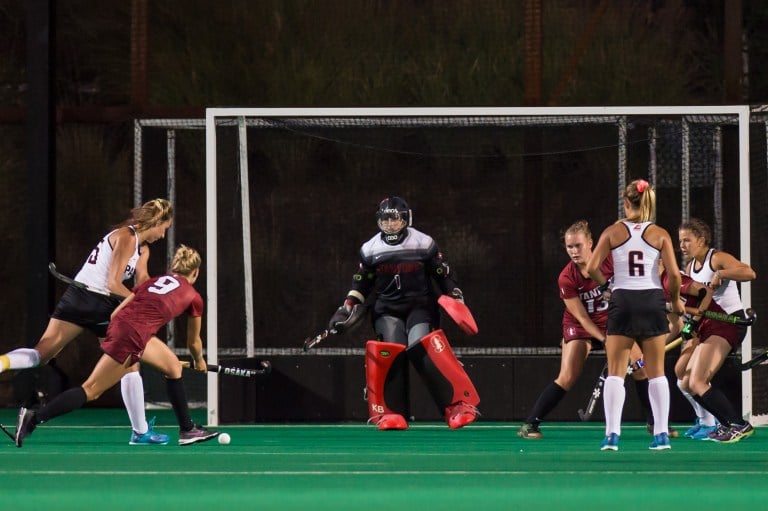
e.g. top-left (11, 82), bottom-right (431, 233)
top-left (365, 341), bottom-right (409, 429)
top-left (408, 329), bottom-right (480, 411)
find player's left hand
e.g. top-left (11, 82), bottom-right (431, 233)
top-left (193, 357), bottom-right (208, 372)
top-left (682, 318), bottom-right (700, 341)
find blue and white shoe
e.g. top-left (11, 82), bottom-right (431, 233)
top-left (600, 433), bottom-right (619, 451)
top-left (691, 423), bottom-right (719, 440)
top-left (684, 418), bottom-right (701, 438)
top-left (129, 416), bottom-right (169, 445)
top-left (649, 432), bottom-right (671, 450)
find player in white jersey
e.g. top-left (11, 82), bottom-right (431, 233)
top-left (0, 199), bottom-right (174, 445)
top-left (587, 179), bottom-right (684, 451)
top-left (677, 218), bottom-right (756, 443)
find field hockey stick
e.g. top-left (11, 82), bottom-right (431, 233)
top-left (739, 350), bottom-right (768, 371)
top-left (303, 328), bottom-right (338, 351)
top-left (578, 336), bottom-right (683, 421)
top-left (683, 307), bottom-right (756, 326)
top-left (0, 423), bottom-right (15, 443)
top-left (180, 360), bottom-right (271, 378)
top-left (48, 262), bottom-right (124, 300)
top-left (577, 363), bottom-right (607, 421)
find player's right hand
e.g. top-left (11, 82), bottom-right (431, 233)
top-left (328, 305), bottom-right (352, 332)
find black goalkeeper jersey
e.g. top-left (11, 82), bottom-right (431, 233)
top-left (350, 227), bottom-right (457, 317)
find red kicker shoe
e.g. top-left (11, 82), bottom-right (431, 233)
top-left (445, 402), bottom-right (479, 429)
top-left (370, 413), bottom-right (408, 431)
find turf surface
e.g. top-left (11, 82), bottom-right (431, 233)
top-left (1, 409), bottom-right (766, 510)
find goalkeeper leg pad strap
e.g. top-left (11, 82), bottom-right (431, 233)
top-left (408, 329), bottom-right (480, 428)
top-left (365, 341), bottom-right (409, 430)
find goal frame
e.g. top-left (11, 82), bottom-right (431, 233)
top-left (196, 105), bottom-right (752, 426)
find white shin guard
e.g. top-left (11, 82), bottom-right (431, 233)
top-left (603, 376), bottom-right (626, 436)
top-left (120, 371), bottom-right (148, 434)
top-left (676, 379), bottom-right (716, 426)
top-left (648, 376), bottom-right (670, 436)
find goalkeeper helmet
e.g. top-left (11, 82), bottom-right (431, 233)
top-left (376, 196), bottom-right (411, 244)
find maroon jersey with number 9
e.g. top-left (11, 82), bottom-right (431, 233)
top-left (102, 274), bottom-right (203, 364)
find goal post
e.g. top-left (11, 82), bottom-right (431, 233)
top-left (136, 106), bottom-right (765, 426)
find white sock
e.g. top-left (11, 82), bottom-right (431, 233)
top-left (0, 348), bottom-right (41, 372)
top-left (676, 379), bottom-right (716, 426)
top-left (648, 376), bottom-right (670, 436)
top-left (603, 376), bottom-right (626, 436)
top-left (121, 371), bottom-right (148, 434)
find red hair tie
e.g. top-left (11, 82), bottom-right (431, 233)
top-left (636, 179), bottom-right (649, 193)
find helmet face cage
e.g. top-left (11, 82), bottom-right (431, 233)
top-left (376, 197), bottom-right (411, 235)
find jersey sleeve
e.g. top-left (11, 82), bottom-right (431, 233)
top-left (186, 291), bottom-right (204, 317)
top-left (558, 266), bottom-right (578, 300)
top-left (429, 247), bottom-right (458, 294)
top-left (680, 275), bottom-right (693, 295)
top-left (350, 258), bottom-right (376, 299)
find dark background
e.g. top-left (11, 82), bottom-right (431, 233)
top-left (0, 0), bottom-right (766, 421)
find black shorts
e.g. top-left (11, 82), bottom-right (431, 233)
top-left (51, 285), bottom-right (122, 338)
top-left (606, 289), bottom-right (668, 339)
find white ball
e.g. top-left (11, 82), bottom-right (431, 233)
top-left (218, 433), bottom-right (231, 445)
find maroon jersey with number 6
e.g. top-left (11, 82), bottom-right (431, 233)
top-left (102, 274), bottom-right (203, 364)
top-left (559, 255), bottom-right (613, 341)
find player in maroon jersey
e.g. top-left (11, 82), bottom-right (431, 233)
top-left (15, 245), bottom-right (218, 447)
top-left (518, 220), bottom-right (662, 439)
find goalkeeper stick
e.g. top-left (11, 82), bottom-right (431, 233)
top-left (578, 336), bottom-right (683, 421)
top-left (303, 328), bottom-right (338, 351)
top-left (180, 360), bottom-right (271, 378)
top-left (48, 262), bottom-right (123, 300)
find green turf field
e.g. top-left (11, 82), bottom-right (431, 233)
top-left (1, 409), bottom-right (766, 511)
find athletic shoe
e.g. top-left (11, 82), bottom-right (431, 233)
top-left (649, 432), bottom-right (671, 450)
top-left (445, 402), bottom-right (479, 429)
top-left (684, 419), bottom-right (702, 438)
top-left (369, 413), bottom-right (408, 430)
top-left (129, 416), bottom-right (170, 445)
top-left (178, 424), bottom-right (219, 446)
top-left (705, 423), bottom-right (729, 441)
top-left (600, 433), bottom-right (619, 451)
top-left (690, 424), bottom-right (719, 440)
top-left (708, 422), bottom-right (754, 443)
top-left (646, 423), bottom-right (680, 438)
top-left (15, 407), bottom-right (37, 448)
top-left (517, 422), bottom-right (543, 440)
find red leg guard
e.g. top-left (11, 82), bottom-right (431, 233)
top-left (411, 330), bottom-right (480, 429)
top-left (365, 341), bottom-right (408, 430)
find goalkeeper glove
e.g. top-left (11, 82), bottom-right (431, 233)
top-left (328, 297), bottom-right (361, 333)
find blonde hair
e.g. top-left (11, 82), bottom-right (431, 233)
top-left (562, 220), bottom-right (592, 245)
top-left (170, 244), bottom-right (201, 276)
top-left (116, 198), bottom-right (174, 232)
top-left (623, 179), bottom-right (656, 222)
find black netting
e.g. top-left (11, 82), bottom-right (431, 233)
top-left (135, 113), bottom-right (764, 351)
